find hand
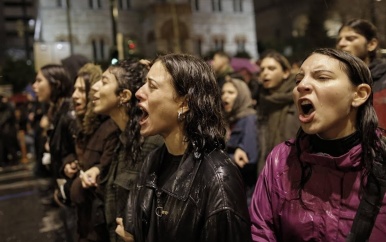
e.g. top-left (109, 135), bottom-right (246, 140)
top-left (234, 148), bottom-right (249, 168)
top-left (64, 161), bottom-right (79, 178)
top-left (115, 217), bottom-right (134, 242)
top-left (80, 166), bottom-right (100, 188)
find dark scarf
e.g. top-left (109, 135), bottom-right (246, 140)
top-left (259, 74), bottom-right (295, 117)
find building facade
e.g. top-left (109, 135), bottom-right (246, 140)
top-left (34, 0), bottom-right (257, 68)
top-left (0, 0), bottom-right (37, 63)
top-left (253, 0), bottom-right (386, 60)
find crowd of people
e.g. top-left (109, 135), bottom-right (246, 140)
top-left (0, 18), bottom-right (386, 242)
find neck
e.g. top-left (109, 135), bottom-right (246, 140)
top-left (110, 107), bottom-right (128, 131)
top-left (163, 125), bottom-right (187, 156)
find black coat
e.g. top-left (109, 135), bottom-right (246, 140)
top-left (48, 99), bottom-right (76, 179)
top-left (132, 145), bottom-right (252, 242)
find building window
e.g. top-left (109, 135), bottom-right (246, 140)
top-left (119, 0), bottom-right (131, 10)
top-left (236, 37), bottom-right (246, 53)
top-left (211, 0), bottom-right (222, 12)
top-left (92, 38), bottom-right (105, 61)
top-left (213, 37), bottom-right (225, 51)
top-left (233, 0), bottom-right (243, 12)
top-left (92, 40), bottom-right (97, 61)
top-left (57, 0), bottom-right (67, 8)
top-left (195, 38), bottom-right (202, 56)
top-left (190, 0), bottom-right (199, 11)
top-left (89, 0), bottom-right (102, 9)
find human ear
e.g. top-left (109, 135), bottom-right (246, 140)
top-left (352, 84), bottom-right (371, 107)
top-left (178, 98), bottom-right (190, 115)
top-left (120, 89), bottom-right (132, 104)
top-left (367, 38), bottom-right (378, 52)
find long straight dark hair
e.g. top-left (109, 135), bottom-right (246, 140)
top-left (295, 48), bottom-right (386, 201)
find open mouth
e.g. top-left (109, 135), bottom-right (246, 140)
top-left (300, 100), bottom-right (315, 115)
top-left (139, 106), bottom-right (149, 123)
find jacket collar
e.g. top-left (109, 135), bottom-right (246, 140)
top-left (299, 135), bottom-right (362, 171)
top-left (144, 145), bottom-right (202, 201)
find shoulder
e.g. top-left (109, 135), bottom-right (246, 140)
top-left (99, 118), bottom-right (119, 134)
top-left (264, 140), bottom-right (296, 174)
top-left (201, 149), bottom-right (239, 178)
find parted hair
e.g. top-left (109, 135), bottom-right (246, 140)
top-left (295, 48), bottom-right (386, 199)
top-left (154, 53), bottom-right (226, 159)
top-left (108, 58), bottom-right (148, 164)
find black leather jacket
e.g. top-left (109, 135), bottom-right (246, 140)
top-left (131, 145), bottom-right (252, 242)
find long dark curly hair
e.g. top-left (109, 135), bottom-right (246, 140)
top-left (295, 48), bottom-right (386, 201)
top-left (154, 53), bottom-right (226, 160)
top-left (108, 58), bottom-right (147, 164)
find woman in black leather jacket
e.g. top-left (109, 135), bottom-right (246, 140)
top-left (120, 53), bottom-right (252, 242)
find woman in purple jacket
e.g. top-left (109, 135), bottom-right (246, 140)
top-left (250, 48), bottom-right (386, 241)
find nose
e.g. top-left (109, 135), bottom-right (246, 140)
top-left (135, 85), bottom-right (145, 100)
top-left (296, 78), bottom-right (312, 93)
top-left (92, 79), bottom-right (102, 91)
top-left (32, 81), bottom-right (37, 91)
top-left (72, 89), bottom-right (78, 99)
top-left (336, 38), bottom-right (347, 49)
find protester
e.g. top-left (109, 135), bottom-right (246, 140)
top-left (211, 51), bottom-right (234, 88)
top-left (126, 53), bottom-right (251, 242)
top-left (32, 64), bottom-right (76, 193)
top-left (32, 64), bottom-right (77, 240)
top-left (257, 50), bottom-right (299, 173)
top-left (336, 18), bottom-right (386, 130)
top-left (90, 59), bottom-right (163, 242)
top-left (250, 48), bottom-right (386, 241)
top-left (221, 78), bottom-right (258, 204)
top-left (61, 63), bottom-right (120, 241)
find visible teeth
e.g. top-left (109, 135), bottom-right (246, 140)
top-left (301, 100), bottom-right (312, 105)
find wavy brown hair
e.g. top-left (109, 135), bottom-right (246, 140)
top-left (153, 53), bottom-right (226, 159)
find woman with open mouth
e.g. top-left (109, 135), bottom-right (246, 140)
top-left (221, 78), bottom-right (258, 205)
top-left (90, 59), bottom-right (162, 242)
top-left (257, 50), bottom-right (299, 173)
top-left (129, 53), bottom-right (252, 242)
top-left (60, 63), bottom-right (120, 241)
top-left (250, 48), bottom-right (386, 242)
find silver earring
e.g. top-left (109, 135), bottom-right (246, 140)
top-left (177, 111), bottom-right (183, 121)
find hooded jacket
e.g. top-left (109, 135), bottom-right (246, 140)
top-left (132, 145), bottom-right (252, 242)
top-left (250, 135), bottom-right (386, 242)
top-left (224, 78), bottom-right (258, 165)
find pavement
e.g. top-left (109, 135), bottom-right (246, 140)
top-left (0, 161), bottom-right (74, 242)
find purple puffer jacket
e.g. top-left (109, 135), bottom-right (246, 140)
top-left (250, 136), bottom-right (386, 242)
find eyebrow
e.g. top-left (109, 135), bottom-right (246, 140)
top-left (145, 76), bottom-right (158, 84)
top-left (312, 69), bottom-right (335, 75)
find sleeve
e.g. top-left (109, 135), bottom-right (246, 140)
top-left (201, 153), bottom-right (252, 242)
top-left (238, 116), bottom-right (258, 164)
top-left (249, 154), bottom-right (277, 242)
top-left (202, 210), bottom-right (252, 242)
top-left (94, 131), bottom-right (119, 170)
top-left (59, 117), bottom-right (77, 178)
